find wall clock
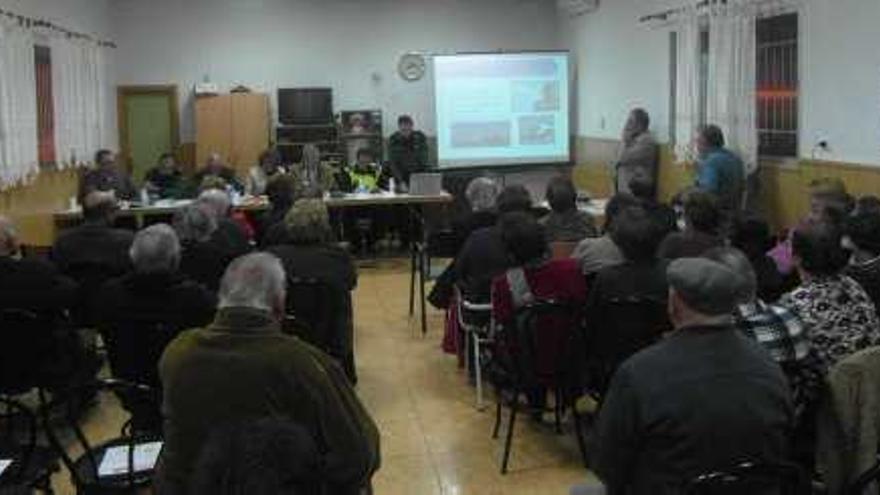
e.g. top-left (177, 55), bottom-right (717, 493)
top-left (398, 53), bottom-right (427, 82)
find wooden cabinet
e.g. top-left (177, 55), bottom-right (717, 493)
top-left (195, 93), bottom-right (269, 178)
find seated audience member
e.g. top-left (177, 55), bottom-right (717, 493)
top-left (491, 212), bottom-right (588, 411)
top-left (0, 217), bottom-right (97, 391)
top-left (173, 205), bottom-right (234, 292)
top-left (197, 188), bottom-right (253, 255)
top-left (571, 193), bottom-right (641, 276)
top-left (192, 152), bottom-right (243, 193)
top-left (98, 224), bottom-right (216, 429)
top-left (769, 178), bottom-right (854, 277)
top-left (590, 258), bottom-right (792, 495)
top-left (455, 184), bottom-right (533, 301)
top-left (658, 190), bottom-right (724, 260)
top-left (705, 247), bottom-right (822, 419)
top-left (844, 205), bottom-right (880, 314)
top-left (427, 176), bottom-right (502, 310)
top-left (540, 176), bottom-right (597, 242)
top-left (79, 149), bottom-right (137, 202)
top-left (586, 206), bottom-right (670, 390)
top-left (614, 108), bottom-right (659, 198)
top-left (52, 191), bottom-right (135, 325)
top-left (144, 152), bottom-right (185, 199)
top-left (257, 174), bottom-right (299, 247)
top-left (267, 199), bottom-right (357, 381)
top-left (190, 419), bottom-right (321, 495)
top-left (247, 148), bottom-right (287, 196)
top-left (779, 218), bottom-right (880, 373)
top-left (693, 124), bottom-right (745, 213)
top-left (290, 144), bottom-right (336, 198)
top-left (730, 215), bottom-right (786, 302)
top-left (157, 253), bottom-right (380, 495)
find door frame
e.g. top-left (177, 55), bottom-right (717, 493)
top-left (117, 85), bottom-right (180, 175)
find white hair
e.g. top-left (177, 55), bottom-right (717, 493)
top-left (465, 177), bottom-right (502, 212)
top-left (218, 253), bottom-right (286, 312)
top-left (197, 189), bottom-right (232, 220)
top-left (173, 205), bottom-right (217, 243)
top-left (130, 223), bottom-right (181, 274)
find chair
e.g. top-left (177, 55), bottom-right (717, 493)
top-left (684, 461), bottom-right (809, 495)
top-left (0, 309), bottom-right (57, 396)
top-left (38, 379), bottom-right (161, 495)
top-left (490, 300), bottom-right (589, 474)
top-left (63, 262), bottom-right (125, 329)
top-left (410, 228), bottom-right (458, 336)
top-left (0, 395), bottom-right (57, 494)
top-left (455, 285), bottom-right (494, 410)
top-left (586, 295), bottom-right (671, 395)
top-left (284, 276), bottom-right (357, 383)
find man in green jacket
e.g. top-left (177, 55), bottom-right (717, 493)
top-left (156, 252), bottom-right (380, 495)
top-left (387, 115), bottom-right (428, 186)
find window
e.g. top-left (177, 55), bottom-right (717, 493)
top-left (756, 13), bottom-right (798, 158)
top-left (35, 44), bottom-right (55, 166)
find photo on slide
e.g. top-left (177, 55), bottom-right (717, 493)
top-left (518, 115), bottom-right (556, 146)
top-left (512, 81), bottom-right (559, 113)
top-left (450, 121), bottom-right (511, 148)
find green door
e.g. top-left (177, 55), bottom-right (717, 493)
top-left (123, 93), bottom-right (174, 183)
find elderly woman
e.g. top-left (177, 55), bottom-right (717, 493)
top-left (290, 144), bottom-right (337, 198)
top-left (173, 205), bottom-right (236, 292)
top-left (267, 199), bottom-right (357, 381)
top-left (779, 218), bottom-right (880, 373)
top-left (247, 148), bottom-right (287, 196)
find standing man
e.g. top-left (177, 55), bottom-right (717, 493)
top-left (79, 149), bottom-right (138, 202)
top-left (387, 115), bottom-right (428, 188)
top-left (694, 124), bottom-right (745, 213)
top-left (614, 109), bottom-right (659, 198)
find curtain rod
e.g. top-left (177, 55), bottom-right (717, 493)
top-left (0, 7), bottom-right (116, 48)
top-left (639, 0), bottom-right (727, 23)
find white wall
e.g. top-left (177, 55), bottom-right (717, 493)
top-left (111, 0), bottom-right (562, 142)
top-left (0, 0), bottom-right (117, 148)
top-left (560, 0), bottom-right (880, 166)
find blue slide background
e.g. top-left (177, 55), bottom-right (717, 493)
top-left (433, 52), bottom-right (570, 169)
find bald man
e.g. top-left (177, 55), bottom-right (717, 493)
top-left (192, 153), bottom-right (243, 194)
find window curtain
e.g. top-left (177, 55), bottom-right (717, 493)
top-left (707, 1), bottom-right (758, 174)
top-left (52, 36), bottom-right (109, 168)
top-left (0, 20), bottom-right (39, 188)
top-left (673, 5), bottom-right (702, 164)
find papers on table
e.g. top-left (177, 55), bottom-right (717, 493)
top-left (0, 459), bottom-right (11, 477)
top-left (97, 441), bottom-right (162, 478)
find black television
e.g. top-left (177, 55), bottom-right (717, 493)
top-left (278, 88), bottom-right (333, 125)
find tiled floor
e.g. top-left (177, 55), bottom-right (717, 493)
top-left (51, 258), bottom-right (601, 494)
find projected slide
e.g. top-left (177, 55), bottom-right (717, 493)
top-left (434, 52), bottom-right (570, 169)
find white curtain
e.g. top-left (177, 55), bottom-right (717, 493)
top-left (52, 36), bottom-right (109, 168)
top-left (707, 1), bottom-right (758, 174)
top-left (0, 20), bottom-right (39, 188)
top-left (673, 5), bottom-right (702, 164)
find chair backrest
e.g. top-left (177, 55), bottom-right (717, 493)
top-left (426, 229), bottom-right (460, 258)
top-left (64, 261), bottom-right (125, 327)
top-left (0, 395), bottom-right (39, 487)
top-left (0, 309), bottom-right (56, 395)
top-left (284, 276), bottom-right (350, 364)
top-left (685, 461), bottom-right (808, 495)
top-left (588, 295), bottom-right (671, 392)
top-left (505, 299), bottom-right (584, 390)
top-left (38, 379), bottom-right (160, 491)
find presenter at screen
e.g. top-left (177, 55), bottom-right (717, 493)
top-left (614, 108), bottom-right (659, 198)
top-left (387, 115), bottom-right (428, 187)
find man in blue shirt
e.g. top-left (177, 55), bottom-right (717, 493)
top-left (695, 125), bottom-right (745, 212)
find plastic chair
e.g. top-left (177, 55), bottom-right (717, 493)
top-left (684, 461), bottom-right (809, 495)
top-left (284, 276), bottom-right (357, 383)
top-left (38, 379), bottom-right (162, 495)
top-left (0, 395), bottom-right (57, 493)
top-left (455, 285), bottom-right (494, 410)
top-left (490, 300), bottom-right (589, 474)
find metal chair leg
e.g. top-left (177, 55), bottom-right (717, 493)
top-left (501, 395), bottom-right (518, 474)
top-left (554, 388), bottom-right (563, 435)
top-left (408, 246), bottom-right (417, 315)
top-left (572, 409), bottom-right (589, 469)
top-left (419, 250), bottom-right (427, 336)
top-left (492, 394), bottom-right (503, 439)
top-left (474, 335), bottom-right (485, 410)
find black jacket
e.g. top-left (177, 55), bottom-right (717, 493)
top-left (592, 325), bottom-right (792, 495)
top-left (453, 225), bottom-right (511, 302)
top-left (0, 256), bottom-right (77, 315)
top-left (52, 222), bottom-right (134, 277)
